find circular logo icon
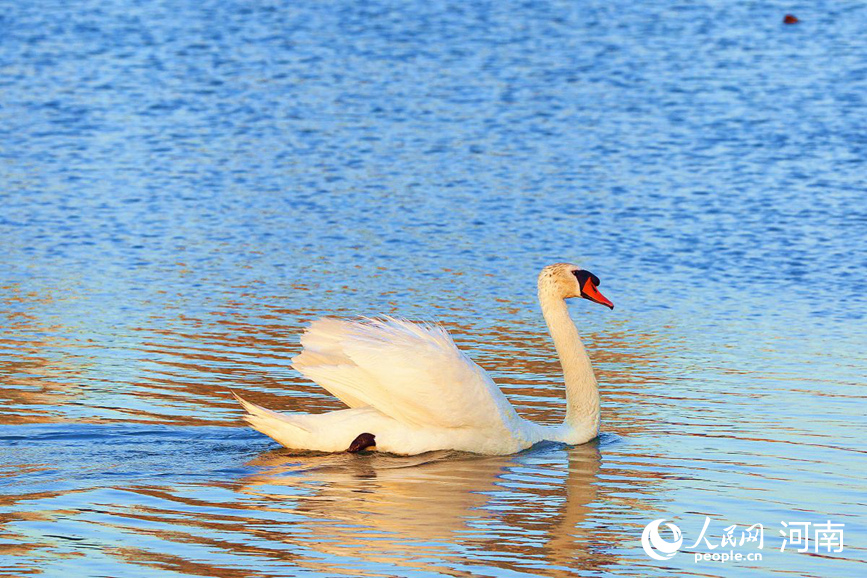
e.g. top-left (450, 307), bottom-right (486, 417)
top-left (641, 519), bottom-right (683, 560)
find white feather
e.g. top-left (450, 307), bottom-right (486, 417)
top-left (293, 317), bottom-right (519, 429)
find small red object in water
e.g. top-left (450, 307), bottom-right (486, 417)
top-left (783, 14), bottom-right (799, 24)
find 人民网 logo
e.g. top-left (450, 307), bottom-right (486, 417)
top-left (641, 519), bottom-right (683, 560)
top-left (640, 515), bottom-right (843, 564)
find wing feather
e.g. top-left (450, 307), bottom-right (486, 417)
top-left (291, 317), bottom-right (518, 430)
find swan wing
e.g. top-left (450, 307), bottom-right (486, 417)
top-left (291, 317), bottom-right (519, 430)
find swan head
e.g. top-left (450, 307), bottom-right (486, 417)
top-left (538, 263), bottom-right (614, 309)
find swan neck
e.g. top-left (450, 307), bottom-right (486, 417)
top-left (539, 291), bottom-right (600, 437)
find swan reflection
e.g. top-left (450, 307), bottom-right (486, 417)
top-left (236, 441), bottom-right (611, 576)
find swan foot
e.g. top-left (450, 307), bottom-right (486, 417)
top-left (347, 433), bottom-right (376, 453)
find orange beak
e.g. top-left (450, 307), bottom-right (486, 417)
top-left (581, 278), bottom-right (614, 310)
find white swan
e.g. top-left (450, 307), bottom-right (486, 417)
top-left (234, 263), bottom-right (613, 456)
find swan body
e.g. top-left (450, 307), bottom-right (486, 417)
top-left (235, 263), bottom-right (613, 456)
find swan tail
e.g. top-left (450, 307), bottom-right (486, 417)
top-left (232, 391), bottom-right (315, 446)
top-left (232, 391), bottom-right (387, 452)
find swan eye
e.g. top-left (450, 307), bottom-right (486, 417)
top-left (573, 269), bottom-right (601, 287)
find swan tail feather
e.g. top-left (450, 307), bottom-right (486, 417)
top-left (232, 391), bottom-right (312, 441)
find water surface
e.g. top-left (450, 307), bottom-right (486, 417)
top-left (1, 0), bottom-right (865, 576)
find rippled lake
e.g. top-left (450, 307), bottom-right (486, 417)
top-left (1, 0), bottom-right (865, 576)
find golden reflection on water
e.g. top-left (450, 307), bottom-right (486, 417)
top-left (233, 445), bottom-right (607, 577)
top-left (0, 286), bottom-right (87, 425)
top-left (0, 444), bottom-right (658, 577)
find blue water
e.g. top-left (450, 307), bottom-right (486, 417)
top-left (1, 0), bottom-right (865, 576)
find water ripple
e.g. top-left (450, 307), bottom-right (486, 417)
top-left (1, 0), bottom-right (865, 576)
